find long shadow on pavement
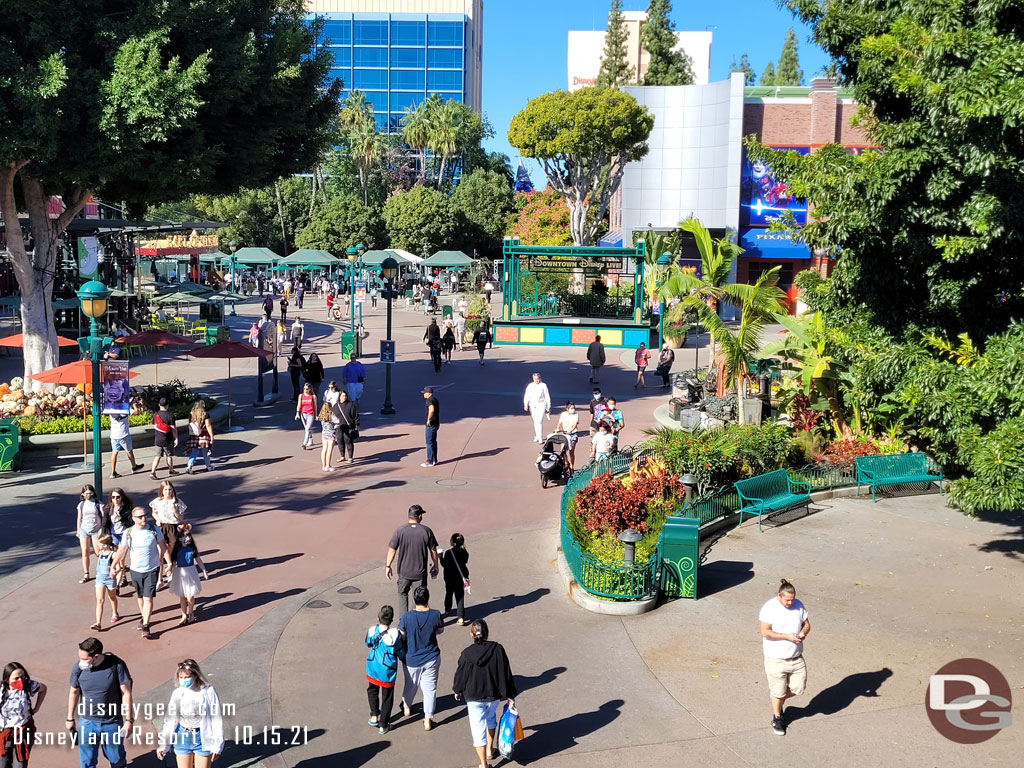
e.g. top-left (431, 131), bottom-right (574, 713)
top-left (697, 560), bottom-right (755, 598)
top-left (784, 667), bottom-right (893, 723)
top-left (198, 588), bottom-right (306, 621)
top-left (471, 588), bottom-right (550, 619)
top-left (291, 740), bottom-right (388, 768)
top-left (975, 509), bottom-right (1024, 559)
top-left (203, 552), bottom-right (304, 578)
top-left (513, 699), bottom-right (624, 764)
top-left (515, 666), bottom-right (567, 694)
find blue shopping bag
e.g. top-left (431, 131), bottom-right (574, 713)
top-left (497, 703), bottom-right (519, 759)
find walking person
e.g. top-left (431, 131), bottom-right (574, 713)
top-left (90, 535), bottom-right (119, 632)
top-left (0, 662), bottom-right (47, 768)
top-left (655, 342), bottom-right (675, 388)
top-left (325, 291), bottom-right (334, 318)
top-left (365, 606), bottom-right (405, 736)
top-left (108, 411), bottom-right (142, 479)
top-left (587, 335), bottom-right (606, 384)
top-left (290, 316), bottom-right (305, 349)
top-left (442, 321), bottom-right (456, 363)
top-left (523, 373), bottom-right (551, 443)
top-left (319, 381), bottom-right (341, 472)
top-left (113, 508), bottom-right (171, 639)
top-left (296, 282), bottom-right (305, 309)
top-left (441, 533), bottom-right (470, 625)
top-left (455, 311), bottom-right (467, 351)
top-left (588, 388), bottom-right (609, 438)
top-left (303, 352), bottom-right (325, 399)
top-left (149, 398), bottom-right (178, 480)
top-left (68, 638), bottom-right (134, 768)
top-left (422, 387), bottom-right (440, 467)
top-left (370, 285), bottom-right (379, 309)
top-left (335, 389), bottom-right (360, 465)
top-left (452, 619), bottom-right (518, 768)
top-left (156, 659), bottom-right (224, 765)
top-left (276, 319), bottom-right (286, 350)
top-left (472, 324), bottom-right (490, 365)
top-left (150, 480), bottom-right (187, 555)
top-left (262, 294), bottom-right (273, 321)
top-left (398, 587), bottom-right (444, 731)
top-left (279, 295), bottom-right (289, 322)
top-left (248, 322), bottom-right (259, 347)
top-left (105, 489), bottom-right (133, 591)
top-left (384, 505), bottom-right (440, 616)
top-left (555, 402), bottom-right (580, 472)
top-left (168, 525), bottom-right (209, 626)
top-left (634, 342), bottom-right (651, 389)
top-left (424, 318), bottom-right (442, 373)
top-left (76, 485), bottom-right (106, 584)
top-left (483, 280), bottom-right (495, 304)
top-left (759, 579), bottom-right (810, 736)
top-left (294, 382), bottom-right (318, 451)
top-left (287, 346), bottom-right (305, 401)
top-left (185, 401), bottom-right (214, 475)
top-left (343, 353), bottom-right (366, 403)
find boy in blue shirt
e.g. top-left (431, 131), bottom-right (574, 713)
top-left (365, 605), bottom-right (405, 735)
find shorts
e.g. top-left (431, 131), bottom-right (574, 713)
top-left (131, 568), bottom-right (159, 599)
top-left (466, 699), bottom-right (501, 747)
top-left (172, 726), bottom-right (210, 756)
top-left (154, 443), bottom-right (174, 458)
top-left (79, 528), bottom-right (102, 542)
top-left (764, 655), bottom-right (807, 699)
top-left (110, 435), bottom-right (133, 452)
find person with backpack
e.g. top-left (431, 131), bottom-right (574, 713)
top-left (149, 398), bottom-right (178, 480)
top-left (112, 508), bottom-right (172, 640)
top-left (424, 319), bottom-right (442, 373)
top-left (365, 605), bottom-right (405, 736)
top-left (472, 324), bottom-right (490, 366)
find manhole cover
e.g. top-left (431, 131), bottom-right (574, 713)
top-left (304, 600), bottom-right (332, 609)
top-left (435, 479), bottom-right (469, 487)
top-left (337, 585), bottom-right (362, 594)
top-left (344, 601), bottom-right (369, 610)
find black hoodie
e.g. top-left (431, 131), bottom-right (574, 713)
top-left (452, 641), bottom-right (518, 703)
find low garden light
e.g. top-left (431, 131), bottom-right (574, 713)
top-left (680, 473), bottom-right (697, 505)
top-left (618, 528), bottom-right (643, 564)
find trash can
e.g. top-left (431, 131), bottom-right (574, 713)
top-left (442, 305), bottom-right (453, 322)
top-left (206, 325), bottom-right (230, 345)
top-left (660, 516), bottom-right (699, 598)
top-left (340, 331), bottom-right (356, 359)
top-left (199, 302), bottom-right (223, 323)
top-left (0, 418), bottom-right (21, 471)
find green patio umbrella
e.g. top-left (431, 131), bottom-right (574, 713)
top-left (423, 250), bottom-right (475, 268)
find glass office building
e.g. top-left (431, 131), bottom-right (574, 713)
top-left (307, 2), bottom-right (483, 132)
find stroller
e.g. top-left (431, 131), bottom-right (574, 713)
top-left (536, 432), bottom-right (572, 488)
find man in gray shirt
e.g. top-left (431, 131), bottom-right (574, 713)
top-left (384, 505), bottom-right (440, 616)
top-left (113, 507), bottom-right (171, 639)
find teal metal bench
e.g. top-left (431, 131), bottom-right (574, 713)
top-left (855, 453), bottom-right (943, 502)
top-left (734, 469), bottom-right (812, 532)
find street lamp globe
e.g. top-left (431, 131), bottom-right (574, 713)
top-left (657, 252), bottom-right (672, 267)
top-left (346, 246), bottom-right (357, 263)
top-left (77, 280), bottom-right (111, 318)
top-left (381, 256), bottom-right (399, 281)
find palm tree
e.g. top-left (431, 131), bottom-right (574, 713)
top-left (339, 90), bottom-right (373, 132)
top-left (349, 121), bottom-right (386, 204)
top-left (427, 98), bottom-right (465, 187)
top-left (697, 268), bottom-right (786, 423)
top-left (640, 229), bottom-right (678, 306)
top-left (761, 312), bottom-right (854, 437)
top-left (400, 103), bottom-right (430, 181)
top-left (657, 217), bottom-right (742, 368)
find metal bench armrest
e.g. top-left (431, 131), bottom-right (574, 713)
top-left (788, 479), bottom-right (812, 493)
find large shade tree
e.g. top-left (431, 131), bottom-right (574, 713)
top-left (508, 88), bottom-right (653, 246)
top-left (0, 0), bottom-right (338, 387)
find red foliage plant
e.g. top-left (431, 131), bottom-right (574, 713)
top-left (789, 393), bottom-right (821, 432)
top-left (573, 471), bottom-right (679, 536)
top-left (815, 438), bottom-right (880, 468)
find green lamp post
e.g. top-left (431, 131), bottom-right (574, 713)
top-left (380, 256), bottom-right (399, 415)
top-left (77, 280), bottom-right (111, 496)
top-left (228, 240), bottom-right (238, 315)
top-left (656, 252), bottom-right (672, 351)
top-left (345, 247), bottom-right (358, 334)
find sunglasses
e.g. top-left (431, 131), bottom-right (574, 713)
top-left (132, 515), bottom-right (146, 520)
top-left (111, 493), bottom-right (121, 498)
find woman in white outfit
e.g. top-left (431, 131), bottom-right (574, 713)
top-left (157, 659), bottom-right (224, 767)
top-left (522, 373), bottom-right (551, 443)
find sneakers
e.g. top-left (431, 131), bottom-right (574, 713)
top-left (420, 462), bottom-right (436, 468)
top-left (771, 715), bottom-right (786, 736)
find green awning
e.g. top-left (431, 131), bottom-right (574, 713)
top-left (232, 247), bottom-right (280, 266)
top-left (200, 251), bottom-right (230, 264)
top-left (423, 250), bottom-right (475, 267)
top-left (362, 249), bottom-right (410, 266)
top-left (279, 249), bottom-right (339, 267)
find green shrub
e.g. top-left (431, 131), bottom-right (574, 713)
top-left (947, 417), bottom-right (1024, 516)
top-left (13, 397), bottom-right (215, 435)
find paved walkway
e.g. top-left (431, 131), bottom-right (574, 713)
top-left (2, 293), bottom-right (1022, 766)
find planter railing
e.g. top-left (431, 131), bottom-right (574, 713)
top-left (561, 450), bottom-right (864, 602)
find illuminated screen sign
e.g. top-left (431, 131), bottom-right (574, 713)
top-left (740, 147), bottom-right (809, 228)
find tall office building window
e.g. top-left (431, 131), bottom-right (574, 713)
top-left (354, 47), bottom-right (388, 68)
top-left (354, 20), bottom-right (387, 45)
top-left (323, 19), bottom-right (351, 45)
top-left (392, 48), bottom-right (425, 68)
top-left (390, 20), bottom-right (425, 46)
top-left (427, 48), bottom-right (461, 69)
top-left (427, 21), bottom-right (462, 47)
top-left (391, 70), bottom-right (425, 91)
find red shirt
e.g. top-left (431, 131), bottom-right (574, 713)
top-left (299, 393), bottom-right (315, 415)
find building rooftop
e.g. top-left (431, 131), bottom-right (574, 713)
top-left (744, 85), bottom-right (855, 99)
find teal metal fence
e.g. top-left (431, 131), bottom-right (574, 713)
top-left (560, 450), bottom-right (863, 602)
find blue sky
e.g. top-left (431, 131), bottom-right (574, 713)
top-left (481, 0), bottom-right (832, 186)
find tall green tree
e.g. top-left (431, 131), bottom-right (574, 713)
top-left (641, 0), bottom-right (694, 86)
top-left (596, 0), bottom-right (634, 88)
top-left (508, 88), bottom-right (653, 246)
top-left (752, 0), bottom-right (1024, 338)
top-left (0, 0), bottom-right (337, 387)
top-left (760, 61), bottom-right (776, 86)
top-left (774, 27), bottom-right (804, 86)
top-left (295, 193), bottom-right (383, 254)
top-left (451, 169), bottom-right (515, 261)
top-left (729, 53), bottom-right (756, 85)
top-left (383, 187), bottom-right (458, 256)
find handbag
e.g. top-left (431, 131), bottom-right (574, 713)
top-left (497, 704), bottom-right (520, 758)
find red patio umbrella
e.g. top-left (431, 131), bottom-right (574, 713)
top-left (189, 340), bottom-right (272, 430)
top-left (0, 333), bottom-right (80, 349)
top-left (120, 329), bottom-right (196, 384)
top-left (30, 360), bottom-right (141, 466)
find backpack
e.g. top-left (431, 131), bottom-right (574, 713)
top-left (366, 627), bottom-right (405, 680)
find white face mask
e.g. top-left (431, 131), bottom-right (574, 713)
top-left (78, 659), bottom-right (92, 671)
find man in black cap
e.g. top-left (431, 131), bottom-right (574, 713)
top-left (150, 397), bottom-right (178, 479)
top-left (385, 505), bottom-right (439, 616)
top-left (421, 387), bottom-right (440, 467)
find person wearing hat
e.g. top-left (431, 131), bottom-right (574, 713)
top-left (385, 505), bottom-right (440, 617)
top-left (150, 398), bottom-right (178, 480)
top-left (422, 387), bottom-right (440, 467)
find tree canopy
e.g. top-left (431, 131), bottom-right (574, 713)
top-left (596, 0), bottom-right (634, 88)
top-left (507, 190), bottom-right (573, 247)
top-left (641, 0), bottom-right (693, 86)
top-left (383, 187), bottom-right (458, 256)
top-left (774, 27), bottom-right (804, 86)
top-left (508, 88), bottom-right (653, 245)
top-left (451, 169), bottom-right (515, 261)
top-left (760, 61), bottom-right (776, 86)
top-left (295, 193), bottom-right (384, 255)
top-left (729, 54), bottom-right (756, 86)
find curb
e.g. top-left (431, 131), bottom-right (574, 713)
top-left (21, 402), bottom-right (230, 454)
top-left (555, 546), bottom-right (658, 616)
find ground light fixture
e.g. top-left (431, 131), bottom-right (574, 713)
top-left (618, 529), bottom-right (643, 564)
